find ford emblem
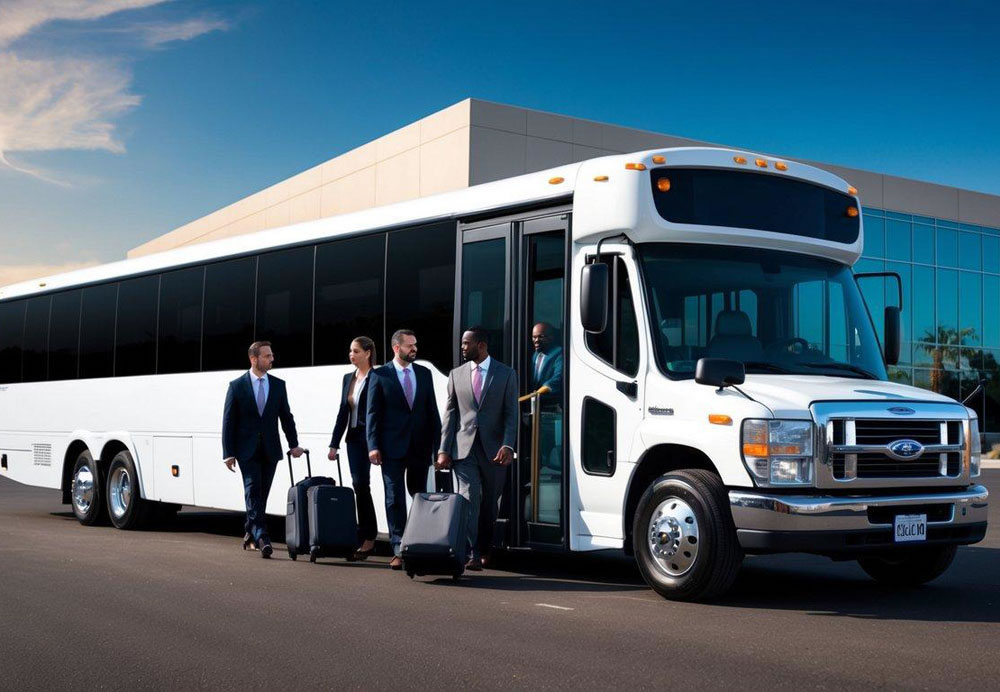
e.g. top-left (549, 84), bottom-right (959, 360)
top-left (888, 406), bottom-right (915, 415)
top-left (887, 439), bottom-right (924, 460)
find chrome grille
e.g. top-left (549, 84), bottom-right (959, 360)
top-left (829, 419), bottom-right (962, 480)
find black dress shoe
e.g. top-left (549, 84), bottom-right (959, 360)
top-left (257, 538), bottom-right (273, 559)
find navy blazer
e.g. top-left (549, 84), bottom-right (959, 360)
top-left (365, 362), bottom-right (441, 460)
top-left (222, 373), bottom-right (299, 464)
top-left (531, 346), bottom-right (563, 399)
top-left (329, 370), bottom-right (369, 449)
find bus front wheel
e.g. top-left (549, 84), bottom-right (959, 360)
top-left (632, 469), bottom-right (743, 601)
top-left (71, 450), bottom-right (107, 526)
top-left (106, 450), bottom-right (153, 530)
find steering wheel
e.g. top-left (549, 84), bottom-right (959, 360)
top-left (767, 337), bottom-right (810, 356)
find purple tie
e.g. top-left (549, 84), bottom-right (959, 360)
top-left (256, 378), bottom-right (266, 416)
top-left (402, 367), bottom-right (415, 409)
top-left (472, 365), bottom-right (483, 405)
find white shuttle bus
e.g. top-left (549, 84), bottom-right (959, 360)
top-left (0, 147), bottom-right (988, 600)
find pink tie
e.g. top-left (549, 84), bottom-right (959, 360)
top-left (402, 367), bottom-right (415, 409)
top-left (472, 366), bottom-right (483, 405)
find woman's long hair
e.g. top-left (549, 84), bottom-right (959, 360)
top-left (352, 336), bottom-right (376, 368)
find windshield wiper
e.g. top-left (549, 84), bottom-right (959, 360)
top-left (798, 362), bottom-right (878, 379)
top-left (742, 361), bottom-right (793, 374)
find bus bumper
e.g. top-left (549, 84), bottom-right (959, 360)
top-left (728, 485), bottom-right (988, 555)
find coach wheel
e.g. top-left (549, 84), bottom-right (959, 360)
top-left (71, 450), bottom-right (107, 526)
top-left (107, 450), bottom-right (152, 530)
top-left (632, 469), bottom-right (743, 602)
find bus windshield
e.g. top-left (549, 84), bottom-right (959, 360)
top-left (639, 244), bottom-right (888, 380)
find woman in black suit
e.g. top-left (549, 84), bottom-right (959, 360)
top-left (328, 336), bottom-right (378, 559)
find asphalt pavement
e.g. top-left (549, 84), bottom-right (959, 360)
top-left (1, 472), bottom-right (998, 690)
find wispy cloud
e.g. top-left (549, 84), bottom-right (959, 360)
top-left (0, 0), bottom-right (227, 183)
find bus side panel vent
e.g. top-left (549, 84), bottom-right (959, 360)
top-left (33, 444), bottom-right (52, 467)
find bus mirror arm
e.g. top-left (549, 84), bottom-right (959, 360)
top-left (695, 358), bottom-right (746, 390)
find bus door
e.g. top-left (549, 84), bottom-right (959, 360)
top-left (457, 212), bottom-right (569, 550)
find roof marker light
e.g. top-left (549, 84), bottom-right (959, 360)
top-left (652, 155), bottom-right (666, 164)
top-left (755, 158), bottom-right (768, 168)
top-left (846, 206), bottom-right (859, 218)
top-left (593, 175), bottom-right (609, 182)
top-left (657, 177), bottom-right (671, 192)
top-left (848, 185), bottom-right (858, 195)
top-left (775, 162), bottom-right (788, 171)
top-left (733, 156), bottom-right (747, 165)
top-left (625, 163), bottom-right (646, 171)
top-left (548, 177), bottom-right (565, 185)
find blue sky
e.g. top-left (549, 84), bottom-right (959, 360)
top-left (1, 0), bottom-right (997, 283)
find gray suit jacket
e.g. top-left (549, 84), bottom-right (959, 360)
top-left (439, 358), bottom-right (518, 461)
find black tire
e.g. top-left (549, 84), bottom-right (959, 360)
top-left (106, 450), bottom-right (153, 530)
top-left (857, 545), bottom-right (957, 586)
top-left (632, 469), bottom-right (743, 602)
top-left (70, 449), bottom-right (107, 526)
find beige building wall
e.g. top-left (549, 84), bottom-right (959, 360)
top-left (129, 98), bottom-right (1000, 258)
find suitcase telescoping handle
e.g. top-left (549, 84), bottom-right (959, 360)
top-left (287, 449), bottom-right (312, 485)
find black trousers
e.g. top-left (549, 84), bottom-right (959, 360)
top-left (240, 445), bottom-right (278, 543)
top-left (345, 428), bottom-right (378, 542)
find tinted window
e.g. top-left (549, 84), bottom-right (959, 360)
top-left (582, 397), bottom-right (616, 475)
top-left (650, 167), bottom-right (860, 244)
top-left (461, 236), bottom-right (508, 365)
top-left (203, 258), bottom-right (256, 371)
top-left (315, 234), bottom-right (385, 366)
top-left (49, 291), bottom-right (81, 381)
top-left (0, 300), bottom-right (26, 384)
top-left (257, 246), bottom-right (314, 368)
top-left (115, 275), bottom-right (159, 377)
top-left (159, 267), bottom-right (203, 374)
top-left (386, 223), bottom-right (456, 372)
top-left (22, 296), bottom-right (51, 383)
top-left (585, 257), bottom-right (639, 376)
top-left (79, 283), bottom-right (117, 379)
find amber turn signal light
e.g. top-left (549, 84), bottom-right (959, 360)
top-left (548, 177), bottom-right (564, 185)
top-left (709, 414), bottom-right (732, 426)
top-left (593, 175), bottom-right (609, 182)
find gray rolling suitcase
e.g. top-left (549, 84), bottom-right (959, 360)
top-left (401, 491), bottom-right (469, 579)
top-left (285, 450), bottom-right (335, 561)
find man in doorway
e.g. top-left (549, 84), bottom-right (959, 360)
top-left (436, 327), bottom-right (518, 570)
top-left (367, 329), bottom-right (441, 570)
top-left (222, 341), bottom-right (304, 558)
top-left (531, 322), bottom-right (563, 403)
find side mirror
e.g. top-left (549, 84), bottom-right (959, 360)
top-left (695, 358), bottom-right (746, 388)
top-left (884, 305), bottom-right (901, 366)
top-left (581, 262), bottom-right (608, 333)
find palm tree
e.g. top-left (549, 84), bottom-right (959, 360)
top-left (918, 326), bottom-right (977, 393)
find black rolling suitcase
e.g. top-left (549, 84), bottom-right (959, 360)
top-left (401, 490), bottom-right (469, 579)
top-left (306, 454), bottom-right (359, 563)
top-left (285, 450), bottom-right (335, 561)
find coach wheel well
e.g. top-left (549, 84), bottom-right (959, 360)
top-left (622, 444), bottom-right (720, 555)
top-left (61, 441), bottom-right (91, 504)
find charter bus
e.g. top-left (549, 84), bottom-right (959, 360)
top-left (0, 147), bottom-right (988, 601)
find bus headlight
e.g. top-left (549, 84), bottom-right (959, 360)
top-left (969, 416), bottom-right (982, 478)
top-left (741, 419), bottom-right (815, 486)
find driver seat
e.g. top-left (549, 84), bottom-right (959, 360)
top-left (706, 310), bottom-right (763, 362)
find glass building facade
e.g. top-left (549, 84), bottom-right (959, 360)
top-left (856, 208), bottom-right (1000, 433)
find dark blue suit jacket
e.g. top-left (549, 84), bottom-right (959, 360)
top-left (366, 363), bottom-right (441, 461)
top-left (329, 370), bottom-right (369, 449)
top-left (222, 373), bottom-right (299, 464)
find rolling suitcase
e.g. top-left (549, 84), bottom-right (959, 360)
top-left (306, 454), bottom-right (359, 563)
top-left (285, 450), bottom-right (335, 561)
top-left (401, 490), bottom-right (469, 579)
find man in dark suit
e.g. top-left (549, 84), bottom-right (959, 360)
top-left (367, 329), bottom-right (441, 570)
top-left (222, 341), bottom-right (303, 558)
top-left (531, 322), bottom-right (563, 403)
top-left (436, 327), bottom-right (517, 570)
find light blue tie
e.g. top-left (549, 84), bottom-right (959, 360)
top-left (256, 378), bottom-right (266, 416)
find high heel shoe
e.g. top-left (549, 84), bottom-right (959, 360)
top-left (242, 532), bottom-right (256, 551)
top-left (352, 541), bottom-right (375, 561)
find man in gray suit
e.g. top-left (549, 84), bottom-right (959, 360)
top-left (436, 327), bottom-right (518, 571)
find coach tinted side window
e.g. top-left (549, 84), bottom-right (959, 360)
top-left (79, 283), bottom-right (117, 379)
top-left (49, 290), bottom-right (82, 381)
top-left (0, 300), bottom-right (26, 384)
top-left (116, 275), bottom-right (159, 377)
top-left (158, 266), bottom-right (203, 374)
top-left (203, 257), bottom-right (256, 371)
top-left (22, 296), bottom-right (52, 383)
top-left (257, 246), bottom-right (314, 368)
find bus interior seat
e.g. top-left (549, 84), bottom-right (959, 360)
top-left (705, 310), bottom-right (763, 362)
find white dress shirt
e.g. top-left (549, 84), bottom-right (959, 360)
top-left (348, 373), bottom-right (368, 428)
top-left (391, 359), bottom-right (416, 397)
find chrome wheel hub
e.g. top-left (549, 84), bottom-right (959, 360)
top-left (71, 463), bottom-right (95, 516)
top-left (109, 466), bottom-right (132, 520)
top-left (648, 497), bottom-right (700, 577)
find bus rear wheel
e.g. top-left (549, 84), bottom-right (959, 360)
top-left (71, 450), bottom-right (107, 526)
top-left (107, 450), bottom-right (153, 530)
top-left (632, 469), bottom-right (743, 601)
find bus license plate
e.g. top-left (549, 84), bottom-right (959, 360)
top-left (894, 514), bottom-right (927, 543)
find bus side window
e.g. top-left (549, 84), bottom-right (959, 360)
top-left (0, 300), bottom-right (26, 384)
top-left (585, 257), bottom-right (639, 377)
top-left (203, 257), bottom-right (256, 372)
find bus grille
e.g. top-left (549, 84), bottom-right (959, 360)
top-left (829, 420), bottom-right (962, 479)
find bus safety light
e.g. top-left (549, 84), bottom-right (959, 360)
top-left (775, 162), bottom-right (788, 171)
top-left (652, 155), bottom-right (666, 164)
top-left (593, 175), bottom-right (609, 182)
top-left (846, 206), bottom-right (859, 218)
top-left (709, 414), bottom-right (732, 426)
top-left (657, 177), bottom-right (671, 192)
top-left (733, 156), bottom-right (747, 165)
top-left (549, 177), bottom-right (565, 185)
top-left (848, 185), bottom-right (858, 195)
top-left (755, 158), bottom-right (768, 168)
top-left (625, 163), bottom-right (646, 171)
